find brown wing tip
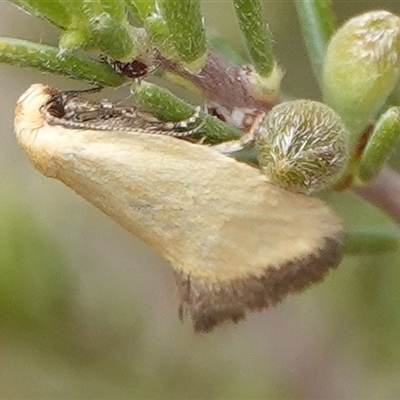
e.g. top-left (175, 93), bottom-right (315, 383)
top-left (174, 235), bottom-right (342, 333)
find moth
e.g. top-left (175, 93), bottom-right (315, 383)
top-left (14, 84), bottom-right (343, 333)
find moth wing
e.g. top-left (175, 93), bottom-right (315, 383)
top-left (15, 84), bottom-right (343, 333)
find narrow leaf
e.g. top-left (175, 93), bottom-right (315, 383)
top-left (0, 38), bottom-right (125, 86)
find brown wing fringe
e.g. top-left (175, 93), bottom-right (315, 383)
top-left (174, 236), bottom-right (341, 333)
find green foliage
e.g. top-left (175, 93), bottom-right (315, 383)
top-left (157, 0), bottom-right (207, 68)
top-left (233, 0), bottom-right (275, 77)
top-left (0, 183), bottom-right (71, 333)
top-left (358, 107), bottom-right (400, 183)
top-left (0, 37), bottom-right (125, 86)
top-left (131, 81), bottom-right (243, 143)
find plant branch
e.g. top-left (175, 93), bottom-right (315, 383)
top-left (354, 167), bottom-right (400, 225)
top-left (343, 229), bottom-right (399, 254)
top-left (158, 49), bottom-right (277, 112)
top-left (295, 0), bottom-right (336, 84)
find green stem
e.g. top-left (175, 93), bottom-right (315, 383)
top-left (0, 38), bottom-right (125, 87)
top-left (343, 230), bottom-right (400, 255)
top-left (232, 0), bottom-right (274, 77)
top-left (295, 0), bottom-right (336, 84)
top-left (130, 81), bottom-right (242, 143)
top-left (358, 107), bottom-right (400, 183)
top-left (157, 0), bottom-right (207, 68)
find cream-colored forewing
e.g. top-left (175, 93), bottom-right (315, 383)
top-left (15, 84), bottom-right (342, 332)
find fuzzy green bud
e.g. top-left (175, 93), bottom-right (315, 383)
top-left (323, 11), bottom-right (400, 143)
top-left (255, 100), bottom-right (348, 194)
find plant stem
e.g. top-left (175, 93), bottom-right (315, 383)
top-left (295, 0), bottom-right (336, 84)
top-left (354, 167), bottom-right (400, 226)
top-left (158, 50), bottom-right (276, 111)
top-left (343, 230), bottom-right (399, 254)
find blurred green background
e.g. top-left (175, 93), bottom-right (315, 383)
top-left (2, 1), bottom-right (400, 398)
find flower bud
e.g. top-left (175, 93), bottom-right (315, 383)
top-left (323, 11), bottom-right (400, 143)
top-left (255, 100), bottom-right (348, 194)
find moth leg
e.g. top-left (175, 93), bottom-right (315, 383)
top-left (211, 133), bottom-right (253, 153)
top-left (61, 86), bottom-right (104, 96)
top-left (211, 111), bottom-right (266, 153)
top-left (157, 106), bottom-right (206, 138)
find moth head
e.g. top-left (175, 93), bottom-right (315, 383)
top-left (14, 84), bottom-right (67, 177)
top-left (14, 83), bottom-right (55, 135)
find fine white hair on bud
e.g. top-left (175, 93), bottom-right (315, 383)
top-left (254, 100), bottom-right (348, 194)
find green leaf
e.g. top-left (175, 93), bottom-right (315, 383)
top-left (358, 107), bottom-right (400, 183)
top-left (157, 0), bottom-right (207, 69)
top-left (130, 81), bottom-right (242, 143)
top-left (232, 0), bottom-right (274, 77)
top-left (87, 13), bottom-right (135, 60)
top-left (0, 38), bottom-right (125, 86)
top-left (143, 14), bottom-right (177, 59)
top-left (100, 0), bottom-right (126, 20)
